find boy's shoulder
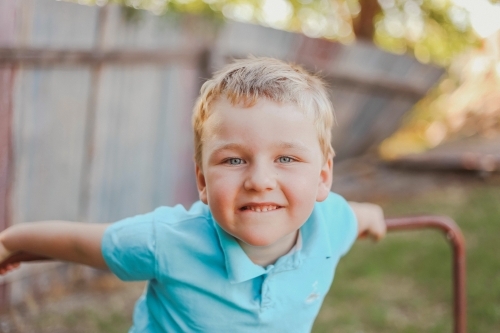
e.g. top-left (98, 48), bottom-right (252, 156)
top-left (111, 201), bottom-right (212, 231)
top-left (312, 192), bottom-right (357, 255)
top-left (152, 201), bottom-right (211, 224)
top-left (315, 191), bottom-right (352, 214)
top-left (314, 192), bottom-right (355, 228)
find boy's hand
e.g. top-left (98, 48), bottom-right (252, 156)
top-left (348, 201), bottom-right (386, 241)
top-left (0, 240), bottom-right (19, 275)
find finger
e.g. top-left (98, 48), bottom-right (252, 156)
top-left (366, 226), bottom-right (386, 242)
top-left (0, 263), bottom-right (21, 275)
top-left (374, 226), bottom-right (387, 241)
top-left (7, 263), bottom-right (20, 270)
top-left (357, 230), bottom-right (368, 239)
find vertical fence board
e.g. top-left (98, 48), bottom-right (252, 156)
top-left (0, 67), bottom-right (13, 230)
top-left (15, 0), bottom-right (98, 49)
top-left (370, 97), bottom-right (414, 139)
top-left (0, 1), bottom-right (18, 306)
top-left (12, 68), bottom-right (91, 223)
top-left (0, 67), bottom-right (14, 308)
top-left (329, 88), bottom-right (369, 145)
top-left (88, 63), bottom-right (198, 223)
top-left (166, 64), bottom-right (200, 206)
top-left (213, 21), bottom-right (295, 69)
top-left (0, 0), bottom-right (19, 48)
top-left (102, 6), bottom-right (183, 50)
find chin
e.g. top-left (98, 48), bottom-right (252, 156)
top-left (237, 233), bottom-right (280, 248)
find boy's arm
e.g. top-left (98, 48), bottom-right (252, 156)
top-left (348, 202), bottom-right (386, 241)
top-left (0, 221), bottom-right (110, 274)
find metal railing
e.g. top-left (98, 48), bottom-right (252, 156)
top-left (385, 215), bottom-right (466, 333)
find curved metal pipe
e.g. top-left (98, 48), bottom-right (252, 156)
top-left (385, 215), bottom-right (467, 333)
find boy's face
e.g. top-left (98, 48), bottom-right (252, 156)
top-left (196, 97), bottom-right (332, 250)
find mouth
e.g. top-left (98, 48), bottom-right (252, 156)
top-left (239, 204), bottom-right (283, 212)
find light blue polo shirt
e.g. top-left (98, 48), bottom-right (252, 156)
top-left (101, 192), bottom-right (357, 333)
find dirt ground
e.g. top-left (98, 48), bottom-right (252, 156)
top-left (0, 272), bottom-right (144, 333)
top-left (1, 156), bottom-right (498, 333)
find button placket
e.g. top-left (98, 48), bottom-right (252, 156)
top-left (260, 273), bottom-right (273, 309)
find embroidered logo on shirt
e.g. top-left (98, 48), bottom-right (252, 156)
top-left (305, 281), bottom-right (320, 304)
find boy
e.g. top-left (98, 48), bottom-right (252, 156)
top-left (0, 57), bottom-right (385, 332)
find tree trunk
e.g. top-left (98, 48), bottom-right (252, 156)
top-left (352, 0), bottom-right (382, 40)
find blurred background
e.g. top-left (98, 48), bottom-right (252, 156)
top-left (0, 0), bottom-right (499, 332)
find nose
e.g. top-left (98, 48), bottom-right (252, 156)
top-left (243, 162), bottom-right (277, 192)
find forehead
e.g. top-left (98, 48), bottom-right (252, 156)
top-left (202, 97), bottom-right (320, 152)
top-left (205, 96), bottom-right (310, 129)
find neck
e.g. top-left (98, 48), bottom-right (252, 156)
top-left (238, 231), bottom-right (298, 267)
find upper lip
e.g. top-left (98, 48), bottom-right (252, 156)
top-left (239, 202), bottom-right (283, 211)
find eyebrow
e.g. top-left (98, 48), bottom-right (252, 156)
top-left (276, 141), bottom-right (311, 152)
top-left (210, 141), bottom-right (311, 155)
top-left (210, 143), bottom-right (245, 155)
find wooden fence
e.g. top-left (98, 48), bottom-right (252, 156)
top-left (0, 0), bottom-right (444, 307)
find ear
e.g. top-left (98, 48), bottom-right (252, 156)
top-left (316, 153), bottom-right (333, 202)
top-left (195, 164), bottom-right (208, 204)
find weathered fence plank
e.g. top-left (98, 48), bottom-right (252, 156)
top-left (87, 64), bottom-right (199, 223)
top-left (12, 68), bottom-right (91, 223)
top-left (0, 67), bottom-right (14, 309)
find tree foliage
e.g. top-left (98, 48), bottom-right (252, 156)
top-left (374, 0), bottom-right (480, 65)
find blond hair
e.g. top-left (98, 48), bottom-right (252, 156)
top-left (192, 57), bottom-right (334, 167)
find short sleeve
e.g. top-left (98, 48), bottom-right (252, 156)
top-left (323, 192), bottom-right (358, 256)
top-left (101, 212), bottom-right (157, 281)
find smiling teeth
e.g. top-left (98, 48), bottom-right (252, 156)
top-left (247, 205), bottom-right (278, 212)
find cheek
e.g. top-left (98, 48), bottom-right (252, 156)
top-left (283, 167), bottom-right (321, 192)
top-left (281, 170), bottom-right (320, 211)
top-left (205, 172), bottom-right (239, 204)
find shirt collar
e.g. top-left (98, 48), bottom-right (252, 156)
top-left (213, 221), bottom-right (267, 284)
top-left (300, 206), bottom-right (333, 260)
top-left (211, 205), bottom-right (332, 284)
top-left (287, 231), bottom-right (302, 255)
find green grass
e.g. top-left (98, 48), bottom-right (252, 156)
top-left (313, 184), bottom-right (500, 333)
top-left (33, 309), bottom-right (132, 333)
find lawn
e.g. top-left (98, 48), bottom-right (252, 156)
top-left (313, 183), bottom-right (500, 333)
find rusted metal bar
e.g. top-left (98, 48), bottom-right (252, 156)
top-left (385, 215), bottom-right (467, 333)
top-left (0, 48), bottom-right (204, 67)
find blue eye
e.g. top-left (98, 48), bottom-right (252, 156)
top-left (226, 158), bottom-right (244, 165)
top-left (278, 156), bottom-right (293, 163)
